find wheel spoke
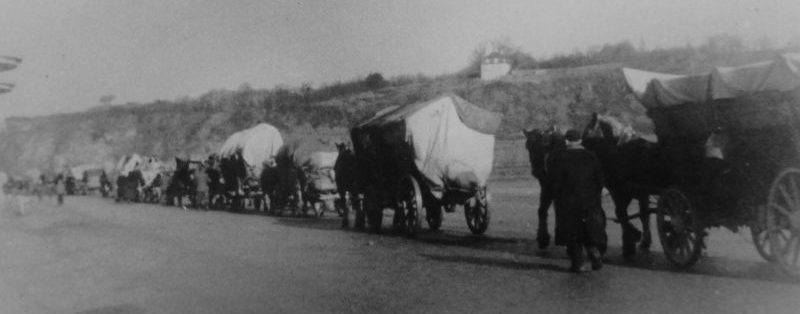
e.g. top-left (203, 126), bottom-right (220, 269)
top-left (778, 185), bottom-right (797, 212)
top-left (768, 203), bottom-right (793, 218)
top-left (790, 234), bottom-right (800, 265)
top-left (790, 175), bottom-right (800, 210)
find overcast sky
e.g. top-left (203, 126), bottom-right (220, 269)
top-left (0, 0), bottom-right (799, 119)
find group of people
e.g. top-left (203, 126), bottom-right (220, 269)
top-left (545, 129), bottom-right (607, 273)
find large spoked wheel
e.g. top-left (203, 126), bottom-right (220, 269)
top-left (751, 206), bottom-right (776, 263)
top-left (767, 168), bottom-right (800, 278)
top-left (427, 204), bottom-right (443, 231)
top-left (656, 187), bottom-right (704, 268)
top-left (464, 187), bottom-right (490, 235)
top-left (397, 176), bottom-right (424, 237)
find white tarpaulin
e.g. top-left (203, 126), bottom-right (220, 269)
top-left (219, 123), bottom-right (284, 174)
top-left (623, 54), bottom-right (800, 109)
top-left (139, 156), bottom-right (163, 186)
top-left (354, 94), bottom-right (500, 193)
top-left (304, 151), bottom-right (338, 170)
top-left (70, 164), bottom-right (103, 179)
top-left (116, 154), bottom-right (143, 177)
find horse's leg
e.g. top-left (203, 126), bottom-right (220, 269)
top-left (536, 178), bottom-right (552, 249)
top-left (637, 194), bottom-right (652, 252)
top-left (612, 191), bottom-right (640, 258)
top-left (340, 189), bottom-right (350, 228)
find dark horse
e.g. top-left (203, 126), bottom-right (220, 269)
top-left (582, 113), bottom-right (669, 257)
top-left (335, 142), bottom-right (363, 229)
top-left (522, 126), bottom-right (564, 249)
top-left (205, 154), bottom-right (226, 209)
top-left (166, 157), bottom-right (198, 207)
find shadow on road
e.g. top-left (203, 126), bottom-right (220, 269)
top-left (420, 253), bottom-right (567, 273)
top-left (241, 206), bottom-right (800, 285)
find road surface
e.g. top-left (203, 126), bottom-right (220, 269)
top-left (0, 179), bottom-right (798, 314)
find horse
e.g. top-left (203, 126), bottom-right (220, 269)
top-left (335, 142), bottom-right (362, 229)
top-left (522, 125), bottom-right (565, 249)
top-left (205, 154), bottom-right (226, 209)
top-left (582, 113), bottom-right (669, 257)
top-left (166, 157), bottom-right (198, 207)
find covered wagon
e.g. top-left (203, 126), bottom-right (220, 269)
top-left (622, 53), bottom-right (800, 276)
top-left (349, 93), bottom-right (502, 235)
top-left (218, 123), bottom-right (284, 210)
top-left (272, 139), bottom-right (339, 216)
top-left (115, 154), bottom-right (145, 202)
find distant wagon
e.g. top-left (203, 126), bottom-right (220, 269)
top-left (115, 154), bottom-right (145, 202)
top-left (622, 54), bottom-right (800, 277)
top-left (348, 93), bottom-right (502, 235)
top-left (218, 123), bottom-right (284, 211)
top-left (83, 167), bottom-right (111, 197)
top-left (272, 139), bottom-right (339, 216)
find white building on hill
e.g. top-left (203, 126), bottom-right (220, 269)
top-left (480, 52), bottom-right (511, 80)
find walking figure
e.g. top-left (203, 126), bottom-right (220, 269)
top-left (55, 174), bottom-right (66, 206)
top-left (550, 129), bottom-right (607, 273)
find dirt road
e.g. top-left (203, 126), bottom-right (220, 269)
top-left (0, 179), bottom-right (798, 314)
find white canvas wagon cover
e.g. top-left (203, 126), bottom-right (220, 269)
top-left (219, 123), bottom-right (284, 173)
top-left (623, 54), bottom-right (800, 137)
top-left (353, 93), bottom-right (501, 193)
top-left (116, 154), bottom-right (142, 177)
top-left (623, 54), bottom-right (800, 108)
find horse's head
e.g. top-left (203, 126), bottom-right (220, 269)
top-left (522, 128), bottom-right (544, 152)
top-left (583, 113), bottom-right (631, 142)
top-left (522, 126), bottom-right (564, 179)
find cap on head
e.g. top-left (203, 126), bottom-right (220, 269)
top-left (564, 129), bottom-right (582, 142)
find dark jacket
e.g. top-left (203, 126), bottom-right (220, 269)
top-left (550, 146), bottom-right (606, 246)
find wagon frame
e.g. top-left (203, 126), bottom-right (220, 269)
top-left (349, 94), bottom-right (498, 236)
top-left (623, 54), bottom-right (800, 277)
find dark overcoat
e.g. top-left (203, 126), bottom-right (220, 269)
top-left (550, 146), bottom-right (607, 247)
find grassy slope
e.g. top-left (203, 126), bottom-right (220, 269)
top-left (0, 49), bottom-right (789, 176)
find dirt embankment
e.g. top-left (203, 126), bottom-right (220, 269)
top-left (0, 66), bottom-right (645, 176)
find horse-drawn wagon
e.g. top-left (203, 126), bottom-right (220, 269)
top-left (218, 123), bottom-right (283, 211)
top-left (83, 167), bottom-right (111, 197)
top-left (272, 139), bottom-right (339, 216)
top-left (622, 54), bottom-right (800, 277)
top-left (347, 94), bottom-right (501, 236)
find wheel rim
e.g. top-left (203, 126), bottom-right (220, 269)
top-left (464, 188), bottom-right (489, 235)
top-left (657, 188), bottom-right (703, 267)
top-left (398, 176), bottom-right (423, 236)
top-left (751, 206), bottom-right (777, 262)
top-left (767, 168), bottom-right (800, 277)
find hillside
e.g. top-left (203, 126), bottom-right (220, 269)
top-left (2, 46), bottom-right (791, 176)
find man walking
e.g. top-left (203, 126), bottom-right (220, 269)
top-left (193, 165), bottom-right (210, 210)
top-left (55, 174), bottom-right (66, 206)
top-left (550, 129), bottom-right (607, 273)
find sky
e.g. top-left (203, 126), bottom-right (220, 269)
top-left (0, 0), bottom-right (799, 120)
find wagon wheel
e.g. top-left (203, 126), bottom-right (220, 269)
top-left (464, 187), bottom-right (489, 235)
top-left (397, 175), bottom-right (424, 237)
top-left (751, 206), bottom-right (776, 263)
top-left (767, 168), bottom-right (800, 278)
top-left (426, 204), bottom-right (442, 231)
top-left (656, 187), bottom-right (705, 268)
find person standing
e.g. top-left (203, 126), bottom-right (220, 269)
top-left (193, 165), bottom-right (210, 210)
top-left (550, 129), bottom-right (607, 273)
top-left (55, 174), bottom-right (66, 206)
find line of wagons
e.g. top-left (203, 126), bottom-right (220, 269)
top-left (9, 52), bottom-right (800, 280)
top-left (87, 124), bottom-right (343, 217)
